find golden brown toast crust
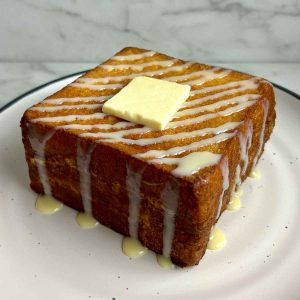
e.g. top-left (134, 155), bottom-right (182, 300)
top-left (21, 47), bottom-right (276, 267)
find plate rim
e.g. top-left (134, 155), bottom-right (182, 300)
top-left (0, 70), bottom-right (299, 114)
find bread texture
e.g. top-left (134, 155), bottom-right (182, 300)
top-left (21, 47), bottom-right (276, 267)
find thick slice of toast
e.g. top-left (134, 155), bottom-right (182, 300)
top-left (21, 47), bottom-right (275, 267)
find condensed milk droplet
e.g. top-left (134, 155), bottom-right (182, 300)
top-left (76, 212), bottom-right (99, 229)
top-left (236, 188), bottom-right (243, 197)
top-left (249, 168), bottom-right (261, 179)
top-left (35, 194), bottom-right (63, 215)
top-left (227, 191), bottom-right (242, 211)
top-left (156, 255), bottom-right (175, 269)
top-left (122, 237), bottom-right (148, 258)
top-left (207, 226), bottom-right (227, 250)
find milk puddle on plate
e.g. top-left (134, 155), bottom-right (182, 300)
top-left (35, 195), bottom-right (63, 214)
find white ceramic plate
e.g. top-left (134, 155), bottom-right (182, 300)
top-left (0, 73), bottom-right (300, 300)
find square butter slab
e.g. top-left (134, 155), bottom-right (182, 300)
top-left (102, 76), bottom-right (191, 130)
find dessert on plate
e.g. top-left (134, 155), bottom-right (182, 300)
top-left (21, 47), bottom-right (275, 267)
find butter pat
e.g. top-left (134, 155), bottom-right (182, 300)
top-left (102, 76), bottom-right (190, 130)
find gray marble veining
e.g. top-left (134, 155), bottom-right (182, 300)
top-left (1, 0), bottom-right (300, 62)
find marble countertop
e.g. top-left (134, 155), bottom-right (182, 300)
top-left (2, 1), bottom-right (300, 63)
top-left (1, 62), bottom-right (300, 110)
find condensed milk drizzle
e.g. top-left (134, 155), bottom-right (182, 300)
top-left (238, 121), bottom-right (254, 176)
top-left (27, 49), bottom-right (266, 266)
top-left (78, 62), bottom-right (193, 84)
top-left (227, 191), bottom-right (241, 211)
top-left (76, 212), bottom-right (99, 229)
top-left (126, 163), bottom-right (144, 238)
top-left (27, 125), bottom-right (55, 195)
top-left (161, 181), bottom-right (179, 258)
top-left (252, 99), bottom-right (270, 169)
top-left (77, 142), bottom-right (95, 214)
top-left (122, 237), bottom-right (148, 258)
top-left (99, 59), bottom-right (178, 71)
top-left (156, 255), bottom-right (175, 269)
top-left (207, 226), bottom-right (227, 250)
top-left (35, 194), bottom-right (63, 214)
top-left (29, 103), bottom-right (103, 112)
top-left (111, 50), bottom-right (155, 61)
top-left (216, 158), bottom-right (229, 219)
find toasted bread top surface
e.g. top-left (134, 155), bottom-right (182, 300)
top-left (24, 47), bottom-right (273, 179)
